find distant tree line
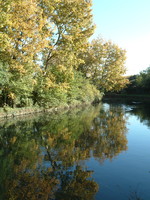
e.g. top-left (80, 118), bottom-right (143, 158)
top-left (122, 67), bottom-right (150, 94)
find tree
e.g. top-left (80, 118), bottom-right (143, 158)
top-left (136, 66), bottom-right (150, 91)
top-left (0, 0), bottom-right (97, 107)
top-left (79, 37), bottom-right (129, 92)
top-left (39, 0), bottom-right (95, 72)
top-left (0, 0), bottom-right (48, 106)
top-left (33, 0), bottom-right (96, 105)
top-left (0, 0), bottom-right (128, 107)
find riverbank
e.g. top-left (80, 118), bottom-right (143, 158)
top-left (0, 100), bottom-right (100, 120)
top-left (103, 94), bottom-right (150, 103)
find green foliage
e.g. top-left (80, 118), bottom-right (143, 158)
top-left (136, 67), bottom-right (150, 91)
top-left (33, 71), bottom-right (101, 107)
top-left (67, 71), bottom-right (102, 104)
top-left (0, 61), bottom-right (34, 107)
top-left (122, 67), bottom-right (150, 95)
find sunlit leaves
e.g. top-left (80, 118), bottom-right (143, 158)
top-left (79, 37), bottom-right (129, 92)
top-left (0, 0), bottom-right (97, 107)
top-left (0, 0), bottom-right (128, 107)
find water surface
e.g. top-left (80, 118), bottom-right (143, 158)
top-left (0, 102), bottom-right (150, 199)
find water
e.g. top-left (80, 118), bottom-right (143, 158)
top-left (0, 102), bottom-right (150, 200)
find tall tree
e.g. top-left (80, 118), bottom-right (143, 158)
top-left (33, 0), bottom-right (96, 105)
top-left (39, 0), bottom-right (95, 72)
top-left (0, 0), bottom-right (49, 106)
top-left (79, 38), bottom-right (129, 92)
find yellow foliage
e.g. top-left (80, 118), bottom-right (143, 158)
top-left (80, 37), bottom-right (129, 92)
top-left (8, 92), bottom-right (16, 100)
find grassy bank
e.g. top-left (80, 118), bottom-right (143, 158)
top-left (0, 99), bottom-right (101, 120)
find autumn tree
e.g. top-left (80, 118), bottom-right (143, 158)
top-left (0, 0), bottom-right (49, 106)
top-left (0, 0), bottom-right (128, 107)
top-left (39, 0), bottom-right (94, 72)
top-left (33, 0), bottom-right (96, 106)
top-left (0, 0), bottom-right (99, 107)
top-left (79, 37), bottom-right (129, 92)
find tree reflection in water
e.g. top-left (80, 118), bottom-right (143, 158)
top-left (129, 103), bottom-right (150, 128)
top-left (0, 104), bottom-right (128, 199)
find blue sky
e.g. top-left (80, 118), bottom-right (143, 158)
top-left (91, 0), bottom-right (150, 75)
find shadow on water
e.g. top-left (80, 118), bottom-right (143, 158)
top-left (128, 103), bottom-right (150, 128)
top-left (103, 97), bottom-right (150, 126)
top-left (0, 102), bottom-right (144, 200)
